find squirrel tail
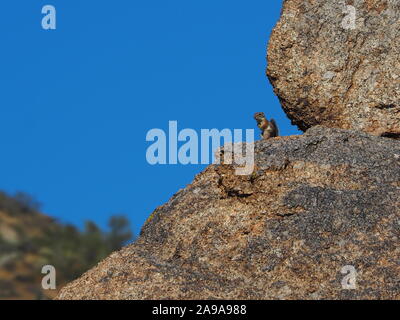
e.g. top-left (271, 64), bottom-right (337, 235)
top-left (270, 119), bottom-right (279, 137)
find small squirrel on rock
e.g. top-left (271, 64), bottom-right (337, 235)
top-left (254, 112), bottom-right (279, 139)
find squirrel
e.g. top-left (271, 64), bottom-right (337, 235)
top-left (253, 112), bottom-right (279, 139)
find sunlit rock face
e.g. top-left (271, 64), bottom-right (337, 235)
top-left (267, 0), bottom-right (400, 138)
top-left (57, 127), bottom-right (400, 300)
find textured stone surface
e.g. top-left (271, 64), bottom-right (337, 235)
top-left (57, 127), bottom-right (400, 300)
top-left (267, 0), bottom-right (400, 137)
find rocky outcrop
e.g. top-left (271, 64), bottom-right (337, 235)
top-left (57, 127), bottom-right (400, 300)
top-left (56, 0), bottom-right (400, 300)
top-left (267, 0), bottom-right (400, 137)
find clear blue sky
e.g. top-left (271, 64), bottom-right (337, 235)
top-left (0, 0), bottom-right (299, 235)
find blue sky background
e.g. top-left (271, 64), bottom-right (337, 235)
top-left (0, 1), bottom-right (300, 235)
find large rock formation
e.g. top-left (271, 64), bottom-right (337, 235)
top-left (56, 0), bottom-right (400, 300)
top-left (267, 0), bottom-right (400, 137)
top-left (57, 127), bottom-right (400, 300)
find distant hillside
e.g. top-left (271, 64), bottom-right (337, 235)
top-left (0, 191), bottom-right (133, 300)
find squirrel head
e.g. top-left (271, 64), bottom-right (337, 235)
top-left (253, 112), bottom-right (266, 122)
